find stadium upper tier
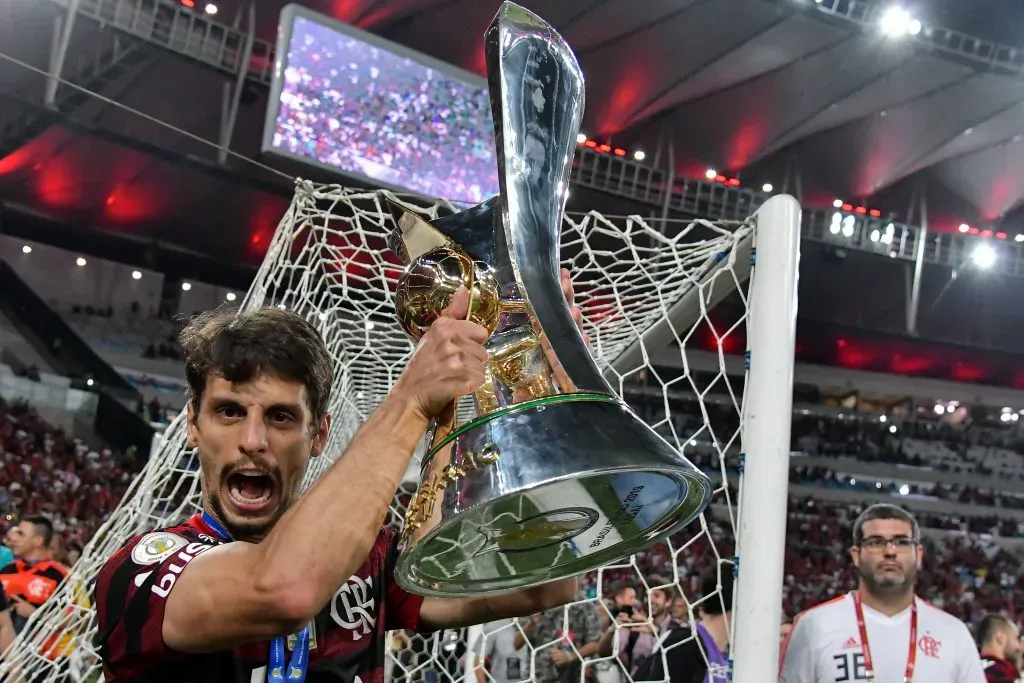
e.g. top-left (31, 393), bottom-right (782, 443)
top-left (4, 0), bottom-right (1024, 280)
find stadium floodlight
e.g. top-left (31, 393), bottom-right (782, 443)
top-left (1016, 234), bottom-right (1024, 243)
top-left (829, 212), bottom-right (842, 234)
top-left (705, 168), bottom-right (717, 180)
top-left (131, 270), bottom-right (142, 280)
top-left (633, 150), bottom-right (646, 161)
top-left (970, 243), bottom-right (997, 269)
top-left (75, 257), bottom-right (86, 267)
top-left (576, 133), bottom-right (587, 144)
top-left (832, 199), bottom-right (843, 208)
top-left (181, 281), bottom-right (193, 291)
top-left (898, 484), bottom-right (909, 495)
top-left (225, 292), bottom-right (237, 302)
top-left (21, 245), bottom-right (31, 254)
top-left (880, 6), bottom-right (921, 37)
top-left (762, 183), bottom-right (773, 193)
top-left (841, 215), bottom-right (855, 237)
top-left (958, 223), bottom-right (970, 233)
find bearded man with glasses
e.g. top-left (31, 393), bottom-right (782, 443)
top-left (779, 503), bottom-right (984, 683)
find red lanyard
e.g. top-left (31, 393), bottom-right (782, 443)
top-left (853, 591), bottom-right (918, 683)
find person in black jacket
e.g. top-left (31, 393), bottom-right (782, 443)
top-left (634, 567), bottom-right (733, 683)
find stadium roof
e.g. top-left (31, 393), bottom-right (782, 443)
top-left (2, 0), bottom-right (1024, 270)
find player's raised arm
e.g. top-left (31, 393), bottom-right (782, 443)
top-left (97, 294), bottom-right (488, 657)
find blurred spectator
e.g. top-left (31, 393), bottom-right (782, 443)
top-left (0, 515), bottom-right (67, 634)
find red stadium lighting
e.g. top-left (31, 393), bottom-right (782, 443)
top-left (996, 232), bottom-right (1007, 240)
top-left (715, 174), bottom-right (727, 182)
top-left (968, 227), bottom-right (980, 235)
top-left (181, 0), bottom-right (195, 7)
top-left (598, 144), bottom-right (611, 152)
top-left (868, 209), bottom-right (881, 217)
top-left (854, 206), bottom-right (867, 214)
top-left (841, 203), bottom-right (853, 211)
top-left (727, 178), bottom-right (740, 186)
top-left (613, 148), bottom-right (626, 157)
top-left (981, 229), bottom-right (993, 237)
top-left (584, 140), bottom-right (597, 148)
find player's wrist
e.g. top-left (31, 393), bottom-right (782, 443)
top-left (377, 391), bottom-right (432, 436)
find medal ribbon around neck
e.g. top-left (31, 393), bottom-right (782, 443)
top-left (852, 590), bottom-right (918, 683)
top-left (201, 511), bottom-right (310, 683)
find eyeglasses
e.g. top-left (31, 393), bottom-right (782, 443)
top-left (859, 536), bottom-right (916, 551)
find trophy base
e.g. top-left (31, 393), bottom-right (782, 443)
top-left (394, 394), bottom-right (712, 597)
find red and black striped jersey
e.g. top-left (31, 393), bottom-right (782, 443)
top-left (980, 654), bottom-right (1021, 683)
top-left (95, 514), bottom-right (425, 682)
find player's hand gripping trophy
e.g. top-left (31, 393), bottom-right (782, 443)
top-left (386, 1), bottom-right (713, 597)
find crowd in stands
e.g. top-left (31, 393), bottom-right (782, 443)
top-left (0, 398), bottom-right (142, 562)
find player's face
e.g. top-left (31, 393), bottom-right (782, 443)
top-left (850, 519), bottom-right (921, 596)
top-left (187, 373), bottom-right (330, 542)
top-left (1005, 622), bottom-right (1022, 666)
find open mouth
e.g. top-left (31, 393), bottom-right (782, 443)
top-left (225, 471), bottom-right (277, 513)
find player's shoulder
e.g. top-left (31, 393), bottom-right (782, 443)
top-left (793, 592), bottom-right (852, 627)
top-left (97, 517), bottom-right (221, 589)
top-left (112, 518), bottom-right (216, 565)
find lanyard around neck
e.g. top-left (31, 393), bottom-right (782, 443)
top-left (199, 512), bottom-right (310, 683)
top-left (852, 590), bottom-right (918, 683)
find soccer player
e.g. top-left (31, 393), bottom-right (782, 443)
top-left (633, 567), bottom-right (733, 683)
top-left (778, 504), bottom-right (985, 683)
top-left (96, 274), bottom-right (585, 682)
top-left (978, 614), bottom-right (1022, 683)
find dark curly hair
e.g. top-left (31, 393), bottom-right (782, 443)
top-left (179, 307), bottom-right (334, 430)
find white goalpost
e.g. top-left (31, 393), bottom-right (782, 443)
top-left (1, 183), bottom-right (800, 683)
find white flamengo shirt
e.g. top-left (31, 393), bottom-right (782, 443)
top-left (779, 592), bottom-right (985, 683)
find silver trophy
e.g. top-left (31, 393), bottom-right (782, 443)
top-left (387, 2), bottom-right (712, 597)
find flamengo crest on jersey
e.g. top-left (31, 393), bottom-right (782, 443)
top-left (96, 513), bottom-right (425, 683)
top-left (330, 575), bottom-right (376, 640)
top-left (130, 532), bottom-right (190, 566)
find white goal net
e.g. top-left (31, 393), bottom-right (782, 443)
top-left (2, 181), bottom-right (800, 683)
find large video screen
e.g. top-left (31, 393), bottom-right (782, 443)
top-left (263, 5), bottom-right (499, 204)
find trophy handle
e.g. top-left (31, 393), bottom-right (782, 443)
top-left (485, 3), bottom-right (611, 395)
